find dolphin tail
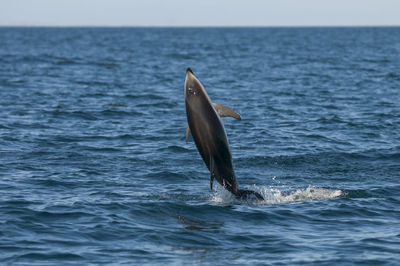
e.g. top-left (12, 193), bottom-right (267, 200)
top-left (237, 189), bottom-right (264, 201)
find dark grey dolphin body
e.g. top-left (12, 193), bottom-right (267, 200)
top-left (185, 68), bottom-right (264, 201)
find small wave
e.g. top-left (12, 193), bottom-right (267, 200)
top-left (18, 252), bottom-right (83, 260)
top-left (157, 145), bottom-right (188, 153)
top-left (210, 185), bottom-right (342, 205)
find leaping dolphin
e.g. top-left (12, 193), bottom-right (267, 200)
top-left (184, 68), bottom-right (264, 201)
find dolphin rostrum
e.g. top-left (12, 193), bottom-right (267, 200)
top-left (184, 68), bottom-right (264, 201)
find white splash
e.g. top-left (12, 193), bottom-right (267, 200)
top-left (210, 185), bottom-right (342, 205)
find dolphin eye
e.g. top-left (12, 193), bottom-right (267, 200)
top-left (188, 87), bottom-right (198, 95)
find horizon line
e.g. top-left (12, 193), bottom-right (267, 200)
top-left (1, 25), bottom-right (400, 28)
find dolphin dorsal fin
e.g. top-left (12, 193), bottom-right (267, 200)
top-left (212, 103), bottom-right (242, 120)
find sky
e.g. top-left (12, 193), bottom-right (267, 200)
top-left (1, 0), bottom-right (399, 27)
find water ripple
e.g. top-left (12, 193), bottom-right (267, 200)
top-left (0, 27), bottom-right (399, 265)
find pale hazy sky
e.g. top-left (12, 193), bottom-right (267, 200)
top-left (1, 0), bottom-right (399, 26)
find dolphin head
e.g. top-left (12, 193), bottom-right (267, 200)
top-left (184, 68), bottom-right (211, 104)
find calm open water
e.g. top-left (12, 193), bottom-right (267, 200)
top-left (0, 27), bottom-right (399, 265)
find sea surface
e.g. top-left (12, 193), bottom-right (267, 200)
top-left (0, 27), bottom-right (399, 265)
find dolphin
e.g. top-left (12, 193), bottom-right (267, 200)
top-left (184, 68), bottom-right (264, 201)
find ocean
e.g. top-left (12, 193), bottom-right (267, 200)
top-left (0, 27), bottom-right (399, 265)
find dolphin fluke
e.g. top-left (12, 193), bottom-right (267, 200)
top-left (237, 189), bottom-right (264, 201)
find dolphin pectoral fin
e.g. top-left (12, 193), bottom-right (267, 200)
top-left (185, 124), bottom-right (190, 143)
top-left (210, 156), bottom-right (215, 190)
top-left (212, 103), bottom-right (242, 120)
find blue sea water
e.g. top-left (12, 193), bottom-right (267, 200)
top-left (0, 27), bottom-right (399, 265)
